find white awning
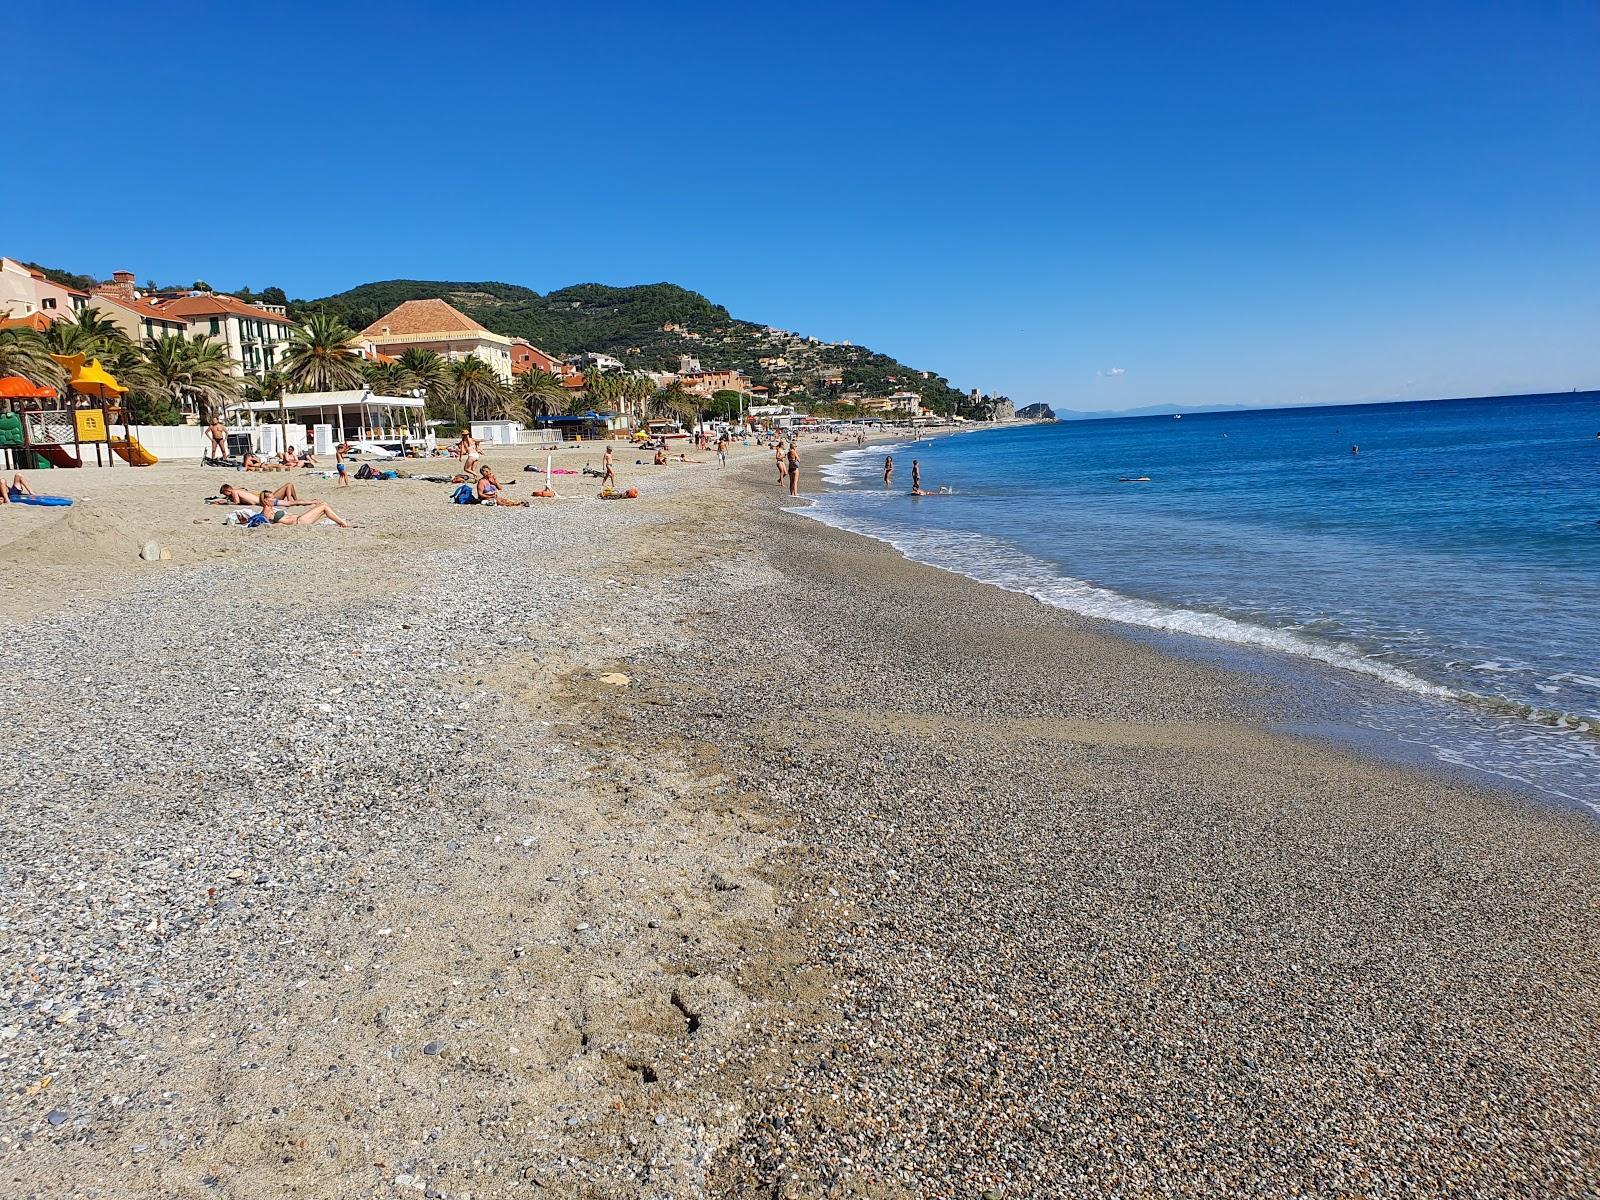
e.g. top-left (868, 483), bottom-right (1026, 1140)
top-left (239, 390), bottom-right (425, 413)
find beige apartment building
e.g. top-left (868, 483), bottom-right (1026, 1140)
top-left (157, 292), bottom-right (296, 377)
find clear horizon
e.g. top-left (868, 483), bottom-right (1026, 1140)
top-left (7, 1), bottom-right (1597, 413)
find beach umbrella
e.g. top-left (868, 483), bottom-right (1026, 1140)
top-left (0, 375), bottom-right (58, 400)
top-left (68, 358), bottom-right (127, 400)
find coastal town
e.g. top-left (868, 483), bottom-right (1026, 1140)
top-left (0, 257), bottom-right (1021, 466)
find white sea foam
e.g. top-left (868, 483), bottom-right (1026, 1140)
top-left (819, 441), bottom-right (915, 486)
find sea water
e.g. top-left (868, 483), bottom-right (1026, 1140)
top-left (805, 392), bottom-right (1600, 810)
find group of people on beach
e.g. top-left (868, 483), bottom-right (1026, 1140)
top-left (883, 453), bottom-right (950, 496)
top-left (209, 481), bottom-right (352, 527)
top-left (773, 438), bottom-right (801, 496)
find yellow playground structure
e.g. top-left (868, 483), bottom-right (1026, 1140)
top-left (0, 355), bottom-right (159, 470)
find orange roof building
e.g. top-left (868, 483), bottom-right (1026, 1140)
top-left (360, 299), bottom-right (513, 381)
top-left (157, 292), bottom-right (295, 378)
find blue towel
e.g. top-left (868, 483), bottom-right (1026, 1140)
top-left (451, 483), bottom-right (476, 505)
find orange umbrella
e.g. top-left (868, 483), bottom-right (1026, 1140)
top-left (0, 375), bottom-right (57, 399)
top-left (68, 358), bottom-right (126, 400)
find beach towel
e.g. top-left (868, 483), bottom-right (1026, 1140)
top-left (7, 491), bottom-right (72, 506)
top-left (450, 483), bottom-right (477, 505)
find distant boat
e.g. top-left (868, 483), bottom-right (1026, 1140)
top-left (1173, 414), bottom-right (1182, 419)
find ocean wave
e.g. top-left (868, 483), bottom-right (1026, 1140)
top-left (798, 498), bottom-right (1600, 750)
top-left (802, 501), bottom-right (1465, 700)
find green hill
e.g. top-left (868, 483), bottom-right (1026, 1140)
top-left (291, 279), bottom-right (974, 415)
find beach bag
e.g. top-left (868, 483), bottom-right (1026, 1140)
top-left (356, 463), bottom-right (379, 480)
top-left (451, 483), bottom-right (476, 505)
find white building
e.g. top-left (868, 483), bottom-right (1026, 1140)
top-left (360, 299), bottom-right (513, 381)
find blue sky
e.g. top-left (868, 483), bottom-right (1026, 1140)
top-left (6, 1), bottom-right (1596, 411)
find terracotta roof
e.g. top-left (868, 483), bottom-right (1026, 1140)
top-left (361, 299), bottom-right (489, 339)
top-left (158, 293), bottom-right (295, 325)
top-left (91, 293), bottom-right (186, 325)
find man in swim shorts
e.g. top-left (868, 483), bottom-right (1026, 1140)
top-left (0, 473), bottom-right (38, 503)
top-left (213, 482), bottom-right (313, 507)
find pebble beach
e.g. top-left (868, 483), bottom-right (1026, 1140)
top-left (2, 438), bottom-right (1598, 1198)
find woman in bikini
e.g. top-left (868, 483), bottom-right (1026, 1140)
top-left (256, 495), bottom-right (352, 527)
top-left (475, 466), bottom-right (528, 507)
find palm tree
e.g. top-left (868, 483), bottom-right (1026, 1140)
top-left (244, 369), bottom-right (291, 452)
top-left (650, 381), bottom-right (700, 426)
top-left (446, 357), bottom-right (510, 423)
top-left (282, 313), bottom-right (364, 392)
top-left (583, 369), bottom-right (621, 418)
top-left (143, 333), bottom-right (242, 423)
top-left (98, 341), bottom-right (173, 425)
top-left (363, 359), bottom-right (412, 395)
top-left (514, 369), bottom-right (566, 424)
top-left (398, 347), bottom-right (449, 413)
top-left (40, 309), bottom-right (128, 360)
top-left (0, 327), bottom-right (64, 388)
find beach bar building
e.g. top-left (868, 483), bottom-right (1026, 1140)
top-left (234, 388), bottom-right (428, 454)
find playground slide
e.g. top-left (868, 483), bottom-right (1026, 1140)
top-left (36, 445), bottom-right (83, 469)
top-left (110, 436), bottom-right (159, 466)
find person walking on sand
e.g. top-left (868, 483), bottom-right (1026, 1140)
top-left (883, 455), bottom-right (894, 488)
top-left (775, 439), bottom-right (788, 488)
top-left (786, 440), bottom-right (800, 496)
top-left (335, 440), bottom-right (351, 488)
top-left (911, 459), bottom-right (921, 492)
top-left (717, 433), bottom-right (729, 468)
top-left (602, 445), bottom-right (617, 489)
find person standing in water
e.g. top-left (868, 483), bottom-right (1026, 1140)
top-left (883, 455), bottom-right (894, 488)
top-left (911, 459), bottom-right (921, 492)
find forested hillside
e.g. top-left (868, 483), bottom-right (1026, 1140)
top-left (292, 279), bottom-right (973, 414)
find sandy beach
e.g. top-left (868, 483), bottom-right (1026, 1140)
top-left (2, 437), bottom-right (1597, 1198)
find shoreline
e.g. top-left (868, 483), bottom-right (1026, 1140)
top-left (798, 431), bottom-right (1600, 814)
top-left (662, 460), bottom-right (1600, 1195)
top-left (2, 439), bottom-right (1597, 1197)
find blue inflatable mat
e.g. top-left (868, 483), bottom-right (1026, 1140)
top-left (8, 490), bottom-right (72, 506)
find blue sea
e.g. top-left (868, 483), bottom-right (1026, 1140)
top-left (806, 392), bottom-right (1600, 810)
